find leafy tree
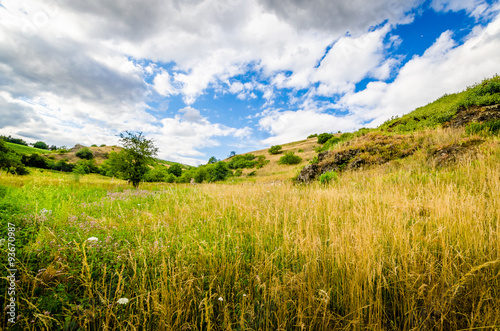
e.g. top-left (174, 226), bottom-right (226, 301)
top-left (49, 145), bottom-right (58, 151)
top-left (116, 131), bottom-right (159, 188)
top-left (75, 147), bottom-right (94, 160)
top-left (208, 156), bottom-right (218, 164)
top-left (167, 164), bottom-right (183, 177)
top-left (268, 145), bottom-right (282, 155)
top-left (33, 141), bottom-right (49, 150)
top-left (228, 151), bottom-right (236, 158)
top-left (209, 161), bottom-right (230, 182)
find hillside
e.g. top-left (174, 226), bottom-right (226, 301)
top-left (1, 76), bottom-right (499, 330)
top-left (230, 75), bottom-right (500, 183)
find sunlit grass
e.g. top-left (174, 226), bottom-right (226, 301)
top-left (0, 129), bottom-right (499, 330)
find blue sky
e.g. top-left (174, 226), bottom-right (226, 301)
top-left (1, 0), bottom-right (500, 165)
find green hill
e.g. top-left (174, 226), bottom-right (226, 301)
top-left (5, 142), bottom-right (52, 155)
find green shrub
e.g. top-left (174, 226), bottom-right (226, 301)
top-left (319, 171), bottom-right (338, 184)
top-left (317, 133), bottom-right (334, 144)
top-left (227, 154), bottom-right (257, 169)
top-left (75, 147), bottom-right (93, 160)
top-left (91, 144), bottom-right (98, 147)
top-left (167, 164), bottom-right (183, 177)
top-left (310, 156), bottom-right (319, 164)
top-left (278, 152), bottom-right (302, 165)
top-left (459, 75), bottom-right (500, 108)
top-left (247, 170), bottom-right (257, 176)
top-left (307, 133), bottom-right (318, 138)
top-left (268, 145), bottom-right (282, 155)
top-left (256, 155), bottom-right (270, 169)
top-left (298, 149), bottom-right (304, 153)
top-left (234, 169), bottom-right (243, 176)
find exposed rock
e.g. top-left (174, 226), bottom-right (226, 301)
top-left (70, 144), bottom-right (86, 152)
top-left (445, 104), bottom-right (500, 128)
top-left (427, 138), bottom-right (484, 167)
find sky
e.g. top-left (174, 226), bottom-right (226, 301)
top-left (1, 0), bottom-right (500, 165)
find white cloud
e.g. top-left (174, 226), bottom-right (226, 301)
top-left (152, 107), bottom-right (252, 164)
top-left (153, 70), bottom-right (178, 97)
top-left (258, 109), bottom-right (360, 146)
top-left (341, 13), bottom-right (500, 126)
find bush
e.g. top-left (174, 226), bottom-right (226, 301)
top-left (247, 171), bottom-right (257, 177)
top-left (144, 166), bottom-right (168, 182)
top-left (75, 147), bottom-right (94, 160)
top-left (234, 169), bottom-right (243, 176)
top-left (227, 154), bottom-right (257, 169)
top-left (298, 149), bottom-right (304, 153)
top-left (256, 155), bottom-right (269, 169)
top-left (307, 134), bottom-right (318, 138)
top-left (53, 160), bottom-right (74, 172)
top-left (319, 171), bottom-right (338, 184)
top-left (21, 153), bottom-right (52, 169)
top-left (167, 164), bottom-right (183, 177)
top-left (317, 133), bottom-right (334, 144)
top-left (268, 145), bottom-right (282, 155)
top-left (278, 152), bottom-right (302, 165)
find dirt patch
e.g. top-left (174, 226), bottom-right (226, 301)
top-left (427, 138), bottom-right (484, 167)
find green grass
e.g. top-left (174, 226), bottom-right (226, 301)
top-left (5, 142), bottom-right (52, 155)
top-left (380, 92), bottom-right (466, 132)
top-left (1, 137), bottom-right (499, 330)
top-left (380, 75), bottom-right (500, 133)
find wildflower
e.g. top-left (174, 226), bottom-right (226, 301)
top-left (242, 294), bottom-right (247, 297)
top-left (87, 237), bottom-right (98, 242)
top-left (218, 297), bottom-right (223, 302)
top-left (117, 298), bottom-right (129, 305)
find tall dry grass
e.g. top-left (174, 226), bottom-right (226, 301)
top-left (1, 130), bottom-right (499, 330)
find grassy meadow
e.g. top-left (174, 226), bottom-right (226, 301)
top-left (1, 127), bottom-right (500, 330)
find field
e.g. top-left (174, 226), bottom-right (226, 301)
top-left (1, 127), bottom-right (499, 330)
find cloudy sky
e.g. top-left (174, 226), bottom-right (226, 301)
top-left (1, 0), bottom-right (500, 165)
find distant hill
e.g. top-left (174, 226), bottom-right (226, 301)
top-left (229, 75), bottom-right (500, 183)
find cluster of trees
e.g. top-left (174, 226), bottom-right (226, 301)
top-left (1, 132), bottom-right (277, 186)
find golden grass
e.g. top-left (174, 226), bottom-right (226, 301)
top-left (1, 129), bottom-right (500, 330)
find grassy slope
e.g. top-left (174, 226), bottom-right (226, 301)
top-left (5, 142), bottom-right (52, 154)
top-left (1, 133), bottom-right (499, 329)
top-left (1, 76), bottom-right (499, 330)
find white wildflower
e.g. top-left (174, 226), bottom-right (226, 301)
top-left (218, 297), bottom-right (223, 301)
top-left (117, 298), bottom-right (129, 305)
top-left (86, 237), bottom-right (98, 242)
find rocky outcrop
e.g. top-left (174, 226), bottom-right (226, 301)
top-left (445, 104), bottom-right (500, 128)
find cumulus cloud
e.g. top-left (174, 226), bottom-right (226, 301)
top-left (152, 107), bottom-right (252, 164)
top-left (258, 109), bottom-right (360, 145)
top-left (341, 13), bottom-right (500, 126)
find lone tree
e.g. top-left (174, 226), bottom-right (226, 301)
top-left (117, 131), bottom-right (158, 188)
